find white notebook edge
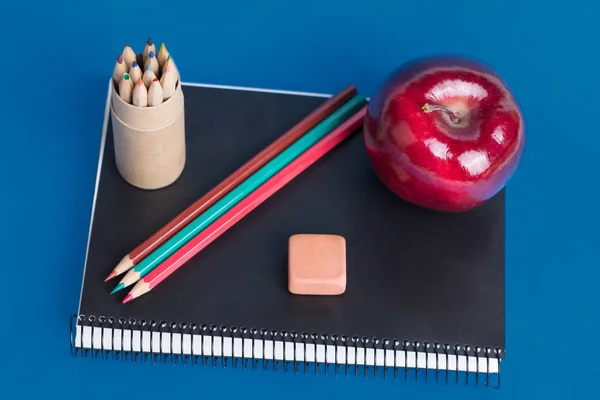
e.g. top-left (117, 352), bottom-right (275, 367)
top-left (73, 79), bottom-right (499, 375)
top-left (74, 325), bottom-right (499, 373)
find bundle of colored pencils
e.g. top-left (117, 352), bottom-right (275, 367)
top-left (105, 84), bottom-right (368, 303)
top-left (112, 37), bottom-right (180, 106)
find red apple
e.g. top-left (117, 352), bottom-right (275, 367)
top-left (364, 56), bottom-right (525, 212)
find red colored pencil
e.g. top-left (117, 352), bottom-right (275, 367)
top-left (123, 105), bottom-right (367, 303)
top-left (105, 85), bottom-right (357, 281)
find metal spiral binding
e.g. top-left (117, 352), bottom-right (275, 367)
top-left (70, 313), bottom-right (501, 388)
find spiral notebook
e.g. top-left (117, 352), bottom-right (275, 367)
top-left (71, 80), bottom-right (505, 388)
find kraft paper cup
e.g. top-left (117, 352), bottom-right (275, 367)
top-left (109, 72), bottom-right (186, 190)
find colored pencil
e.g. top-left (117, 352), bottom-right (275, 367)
top-left (122, 44), bottom-right (137, 67)
top-left (144, 51), bottom-right (159, 76)
top-left (143, 37), bottom-right (156, 63)
top-left (105, 84), bottom-right (357, 281)
top-left (132, 79), bottom-right (148, 107)
top-left (123, 105), bottom-right (367, 303)
top-left (142, 65), bottom-right (156, 88)
top-left (157, 43), bottom-right (169, 69)
top-left (111, 94), bottom-right (366, 292)
top-left (164, 55), bottom-right (179, 82)
top-left (160, 66), bottom-right (176, 100)
top-left (147, 78), bottom-right (163, 106)
top-left (112, 55), bottom-right (127, 84)
top-left (118, 73), bottom-right (133, 103)
top-left (129, 61), bottom-right (142, 85)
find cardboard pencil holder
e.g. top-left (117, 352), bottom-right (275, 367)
top-left (109, 57), bottom-right (186, 190)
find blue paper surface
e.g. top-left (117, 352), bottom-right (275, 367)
top-left (0, 0), bottom-right (598, 398)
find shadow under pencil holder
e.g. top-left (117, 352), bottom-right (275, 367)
top-left (109, 74), bottom-right (186, 190)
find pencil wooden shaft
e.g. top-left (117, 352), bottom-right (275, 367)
top-left (145, 56), bottom-right (159, 76)
top-left (122, 45), bottom-right (136, 67)
top-left (119, 269), bottom-right (142, 288)
top-left (143, 39), bottom-right (156, 63)
top-left (129, 65), bottom-right (142, 85)
top-left (130, 106), bottom-right (367, 299)
top-left (157, 43), bottom-right (169, 68)
top-left (112, 255), bottom-right (134, 276)
top-left (160, 68), bottom-right (176, 100)
top-left (127, 280), bottom-right (150, 301)
top-left (165, 56), bottom-right (179, 82)
top-left (147, 79), bottom-right (163, 106)
top-left (125, 85), bottom-right (357, 265)
top-left (112, 56), bottom-right (127, 84)
top-left (119, 74), bottom-right (133, 103)
top-left (142, 68), bottom-right (156, 88)
top-left (132, 80), bottom-right (148, 107)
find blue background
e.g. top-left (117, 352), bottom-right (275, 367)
top-left (1, 0), bottom-right (597, 398)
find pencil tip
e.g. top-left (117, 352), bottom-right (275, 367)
top-left (160, 43), bottom-right (166, 51)
top-left (137, 79), bottom-right (144, 86)
top-left (111, 283), bottom-right (125, 295)
top-left (104, 270), bottom-right (117, 281)
top-left (122, 294), bottom-right (134, 304)
top-left (117, 54), bottom-right (123, 63)
top-left (146, 65), bottom-right (152, 71)
top-left (147, 37), bottom-right (153, 46)
top-left (153, 78), bottom-right (159, 82)
top-left (132, 61), bottom-right (138, 68)
top-left (164, 66), bottom-right (170, 73)
top-left (123, 73), bottom-right (130, 80)
top-left (149, 51), bottom-right (155, 59)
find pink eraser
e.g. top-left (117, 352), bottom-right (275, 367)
top-left (288, 234), bottom-right (346, 295)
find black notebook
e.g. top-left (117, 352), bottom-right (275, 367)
top-left (71, 81), bottom-right (505, 388)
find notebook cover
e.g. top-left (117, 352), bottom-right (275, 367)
top-left (76, 82), bottom-right (505, 358)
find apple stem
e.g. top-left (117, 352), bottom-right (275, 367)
top-left (421, 103), bottom-right (461, 124)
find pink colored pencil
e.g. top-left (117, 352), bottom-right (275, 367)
top-left (123, 105), bottom-right (367, 303)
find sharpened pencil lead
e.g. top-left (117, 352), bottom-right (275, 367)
top-left (132, 61), bottom-right (138, 67)
top-left (110, 283), bottom-right (125, 294)
top-left (104, 270), bottom-right (117, 281)
top-left (122, 294), bottom-right (134, 304)
top-left (149, 51), bottom-right (155, 59)
top-left (160, 43), bottom-right (166, 52)
top-left (123, 73), bottom-right (130, 80)
top-left (147, 37), bottom-right (153, 46)
top-left (146, 64), bottom-right (152, 71)
top-left (117, 54), bottom-right (123, 63)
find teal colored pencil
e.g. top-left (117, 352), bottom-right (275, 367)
top-left (111, 94), bottom-right (367, 294)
